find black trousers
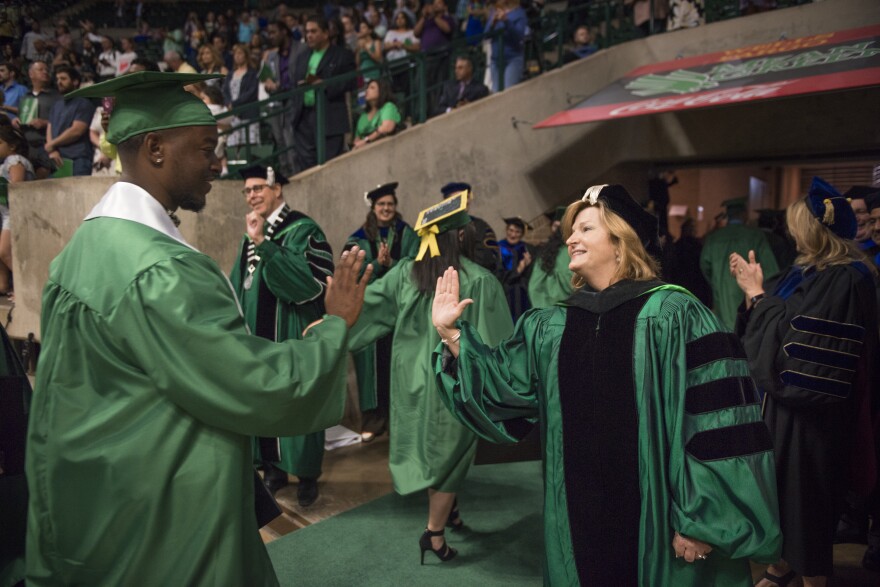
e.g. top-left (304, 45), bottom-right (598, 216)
top-left (292, 107), bottom-right (346, 174)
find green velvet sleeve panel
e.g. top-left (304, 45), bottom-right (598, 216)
top-left (111, 252), bottom-right (348, 438)
top-left (434, 307), bottom-right (555, 443)
top-left (347, 261), bottom-right (403, 351)
top-left (256, 221), bottom-right (331, 305)
top-left (640, 291), bottom-right (782, 565)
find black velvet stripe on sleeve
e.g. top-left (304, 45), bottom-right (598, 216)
top-left (780, 370), bottom-right (852, 398)
top-left (783, 342), bottom-right (859, 371)
top-left (685, 376), bottom-right (759, 414)
top-left (790, 314), bottom-right (865, 342)
top-left (685, 422), bottom-right (773, 461)
top-left (685, 332), bottom-right (747, 370)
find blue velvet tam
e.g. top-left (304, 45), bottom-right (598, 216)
top-left (806, 177), bottom-right (857, 240)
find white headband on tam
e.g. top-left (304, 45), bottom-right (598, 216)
top-left (582, 184), bottom-right (609, 205)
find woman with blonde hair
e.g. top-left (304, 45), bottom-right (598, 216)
top-left (732, 177), bottom-right (879, 587)
top-left (432, 184), bottom-right (783, 585)
top-left (197, 43), bottom-right (228, 82)
top-left (222, 43), bottom-right (260, 148)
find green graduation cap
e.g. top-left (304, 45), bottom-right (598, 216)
top-left (67, 72), bottom-right (223, 145)
top-left (413, 192), bottom-right (471, 261)
top-left (721, 197), bottom-right (748, 212)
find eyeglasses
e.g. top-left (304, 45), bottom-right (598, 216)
top-left (242, 184), bottom-right (269, 196)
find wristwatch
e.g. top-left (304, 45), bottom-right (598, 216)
top-left (750, 293), bottom-right (766, 306)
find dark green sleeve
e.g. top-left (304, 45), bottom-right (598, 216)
top-left (433, 308), bottom-right (547, 443)
top-left (656, 293), bottom-right (782, 562)
top-left (347, 261), bottom-right (402, 351)
top-left (256, 222), bottom-right (333, 305)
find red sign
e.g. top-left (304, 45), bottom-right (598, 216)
top-left (534, 25), bottom-right (880, 129)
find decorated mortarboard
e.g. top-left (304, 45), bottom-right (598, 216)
top-left (843, 185), bottom-right (880, 201)
top-left (363, 182), bottom-right (399, 207)
top-left (66, 71), bottom-right (223, 144)
top-left (413, 192), bottom-right (471, 261)
top-left (239, 165), bottom-right (289, 186)
top-left (806, 176), bottom-right (857, 239)
top-left (581, 184), bottom-right (661, 257)
top-left (721, 197), bottom-right (748, 212)
top-left (865, 191), bottom-right (880, 212)
top-left (503, 216), bottom-right (532, 232)
top-left (441, 182), bottom-right (472, 199)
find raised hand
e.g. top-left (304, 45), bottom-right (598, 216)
top-left (325, 246), bottom-right (373, 328)
top-left (377, 242), bottom-right (392, 267)
top-left (246, 211), bottom-right (264, 245)
top-left (432, 266), bottom-right (473, 336)
top-left (729, 250), bottom-right (764, 298)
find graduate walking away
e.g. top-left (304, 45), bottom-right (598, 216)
top-left (432, 184), bottom-right (783, 586)
top-left (25, 72), bottom-right (372, 587)
top-left (230, 165), bottom-right (336, 506)
top-left (348, 193), bottom-right (513, 563)
top-left (732, 178), bottom-right (879, 587)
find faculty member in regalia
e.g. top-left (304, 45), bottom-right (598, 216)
top-left (348, 193), bottom-right (512, 564)
top-left (732, 177), bottom-right (879, 587)
top-left (432, 184), bottom-right (783, 586)
top-left (344, 182), bottom-right (419, 442)
top-left (25, 72), bottom-right (371, 587)
top-left (230, 165), bottom-right (336, 506)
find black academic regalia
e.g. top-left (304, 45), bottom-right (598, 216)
top-left (737, 263), bottom-right (880, 577)
top-left (498, 239), bottom-right (535, 321)
top-left (469, 215), bottom-right (501, 273)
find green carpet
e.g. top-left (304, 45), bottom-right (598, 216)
top-left (267, 461), bottom-right (545, 586)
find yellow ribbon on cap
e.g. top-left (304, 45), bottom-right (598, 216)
top-left (822, 197), bottom-right (835, 226)
top-left (415, 224), bottom-right (441, 261)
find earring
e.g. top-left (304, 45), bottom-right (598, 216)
top-left (153, 158), bottom-right (163, 166)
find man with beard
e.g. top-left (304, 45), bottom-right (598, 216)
top-left (16, 61), bottom-right (60, 179)
top-left (25, 72), bottom-right (372, 586)
top-left (230, 165), bottom-right (334, 506)
top-left (46, 66), bottom-right (96, 176)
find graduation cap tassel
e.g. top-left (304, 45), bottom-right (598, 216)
top-left (822, 198), bottom-right (835, 226)
top-left (415, 225), bottom-right (441, 261)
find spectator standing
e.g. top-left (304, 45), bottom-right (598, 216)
top-left (237, 10), bottom-right (255, 45)
top-left (290, 15), bottom-right (356, 173)
top-left (197, 44), bottom-right (229, 83)
top-left (562, 24), bottom-right (598, 64)
top-left (264, 20), bottom-right (306, 176)
top-left (211, 32), bottom-right (234, 71)
top-left (97, 37), bottom-right (119, 81)
top-left (79, 37), bottom-right (99, 78)
top-left (356, 21), bottom-right (383, 82)
top-left (353, 78), bottom-right (400, 149)
top-left (46, 66), bottom-right (96, 176)
top-left (16, 60), bottom-right (59, 179)
top-left (627, 0), bottom-right (669, 36)
top-left (20, 19), bottom-right (48, 63)
top-left (464, 0), bottom-right (489, 44)
top-left (30, 39), bottom-right (53, 70)
top-left (0, 63), bottom-right (27, 119)
top-left (222, 44), bottom-right (260, 150)
top-left (384, 12), bottom-right (419, 98)
top-left (414, 0), bottom-right (455, 112)
top-left (0, 122), bottom-right (33, 295)
top-left (486, 0), bottom-right (527, 92)
top-left (115, 37), bottom-right (138, 77)
top-left (435, 54), bottom-right (489, 114)
top-left (342, 14), bottom-right (359, 52)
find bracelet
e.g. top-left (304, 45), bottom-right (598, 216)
top-left (440, 329), bottom-right (461, 346)
top-left (750, 293), bottom-right (766, 306)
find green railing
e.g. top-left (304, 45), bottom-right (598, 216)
top-left (217, 0), bottom-right (813, 175)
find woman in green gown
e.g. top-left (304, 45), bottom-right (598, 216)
top-left (431, 184), bottom-right (782, 585)
top-left (528, 206), bottom-right (573, 308)
top-left (349, 196), bottom-right (513, 563)
top-left (345, 182), bottom-right (419, 441)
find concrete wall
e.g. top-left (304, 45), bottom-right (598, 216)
top-left (11, 0), bottom-right (880, 340)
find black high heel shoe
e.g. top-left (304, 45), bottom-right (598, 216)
top-left (446, 498), bottom-right (464, 531)
top-left (419, 528), bottom-right (457, 564)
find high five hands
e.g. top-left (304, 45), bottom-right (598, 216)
top-left (324, 246), bottom-right (373, 328)
top-left (431, 267), bottom-right (474, 357)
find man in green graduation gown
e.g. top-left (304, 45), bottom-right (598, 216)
top-left (25, 72), bottom-right (372, 587)
top-left (700, 197), bottom-right (779, 330)
top-left (230, 165), bottom-right (335, 506)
